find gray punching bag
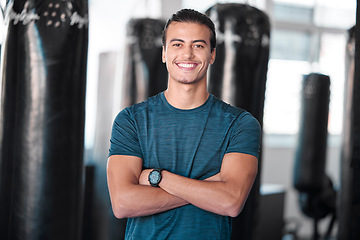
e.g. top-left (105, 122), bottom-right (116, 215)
top-left (121, 18), bottom-right (168, 108)
top-left (206, 4), bottom-right (270, 240)
top-left (338, 24), bottom-right (360, 239)
top-left (0, 1), bottom-right (88, 240)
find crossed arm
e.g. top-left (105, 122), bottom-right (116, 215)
top-left (107, 152), bottom-right (258, 219)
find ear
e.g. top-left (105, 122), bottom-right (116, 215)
top-left (162, 46), bottom-right (166, 63)
top-left (210, 48), bottom-right (216, 64)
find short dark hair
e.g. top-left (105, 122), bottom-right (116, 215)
top-left (162, 9), bottom-right (216, 52)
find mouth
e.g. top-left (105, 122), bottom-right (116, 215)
top-left (176, 63), bottom-right (198, 70)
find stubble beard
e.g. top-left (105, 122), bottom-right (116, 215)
top-left (175, 71), bottom-right (207, 85)
top-left (176, 77), bottom-right (202, 85)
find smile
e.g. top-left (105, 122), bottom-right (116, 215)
top-left (177, 63), bottom-right (197, 69)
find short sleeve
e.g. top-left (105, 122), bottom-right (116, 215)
top-left (108, 108), bottom-right (143, 159)
top-left (226, 112), bottom-right (261, 158)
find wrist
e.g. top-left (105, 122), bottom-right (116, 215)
top-left (148, 168), bottom-right (164, 187)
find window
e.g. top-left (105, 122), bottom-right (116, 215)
top-left (266, 0), bottom-right (354, 135)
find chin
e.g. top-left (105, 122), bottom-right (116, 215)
top-left (177, 78), bottom-right (201, 85)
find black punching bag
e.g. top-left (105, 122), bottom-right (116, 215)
top-left (121, 18), bottom-right (168, 108)
top-left (206, 4), bottom-right (270, 240)
top-left (293, 74), bottom-right (331, 193)
top-left (292, 74), bottom-right (336, 240)
top-left (0, 1), bottom-right (88, 239)
top-left (338, 22), bottom-right (360, 239)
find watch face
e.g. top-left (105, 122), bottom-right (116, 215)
top-left (149, 171), bottom-right (161, 184)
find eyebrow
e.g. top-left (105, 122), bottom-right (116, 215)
top-left (169, 39), bottom-right (208, 45)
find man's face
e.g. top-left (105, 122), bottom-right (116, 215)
top-left (162, 22), bottom-right (216, 85)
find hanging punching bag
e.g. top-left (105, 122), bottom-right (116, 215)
top-left (338, 23), bottom-right (360, 240)
top-left (0, 1), bottom-right (88, 239)
top-left (121, 18), bottom-right (168, 108)
top-left (292, 74), bottom-right (337, 240)
top-left (206, 4), bottom-right (270, 240)
top-left (293, 73), bottom-right (331, 193)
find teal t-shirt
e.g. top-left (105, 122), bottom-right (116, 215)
top-left (109, 92), bottom-right (261, 240)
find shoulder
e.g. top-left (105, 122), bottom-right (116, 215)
top-left (210, 95), bottom-right (247, 119)
top-left (116, 93), bottom-right (163, 120)
top-left (210, 95), bottom-right (260, 130)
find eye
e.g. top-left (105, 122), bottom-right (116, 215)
top-left (194, 44), bottom-right (204, 49)
top-left (172, 43), bottom-right (182, 47)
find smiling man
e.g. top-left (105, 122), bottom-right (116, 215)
top-left (107, 9), bottom-right (261, 240)
top-left (163, 22), bottom-right (215, 86)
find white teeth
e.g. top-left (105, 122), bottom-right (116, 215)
top-left (178, 63), bottom-right (195, 68)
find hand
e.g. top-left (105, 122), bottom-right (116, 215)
top-left (139, 169), bottom-right (152, 186)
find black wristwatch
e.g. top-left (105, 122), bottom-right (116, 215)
top-left (148, 168), bottom-right (163, 187)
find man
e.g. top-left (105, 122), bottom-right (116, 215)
top-left (107, 9), bottom-right (261, 240)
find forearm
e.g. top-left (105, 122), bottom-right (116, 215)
top-left (107, 155), bottom-right (188, 219)
top-left (159, 171), bottom-right (246, 217)
top-left (110, 183), bottom-right (188, 219)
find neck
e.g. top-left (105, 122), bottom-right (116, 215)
top-left (164, 82), bottom-right (209, 110)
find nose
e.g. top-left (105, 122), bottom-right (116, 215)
top-left (183, 46), bottom-right (194, 59)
